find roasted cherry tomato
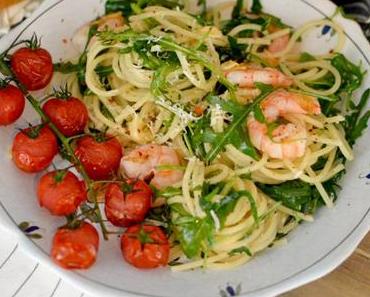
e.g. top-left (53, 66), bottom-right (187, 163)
top-left (51, 222), bottom-right (99, 269)
top-left (12, 125), bottom-right (58, 173)
top-left (121, 225), bottom-right (169, 269)
top-left (75, 135), bottom-right (123, 180)
top-left (11, 46), bottom-right (53, 90)
top-left (0, 84), bottom-right (25, 126)
top-left (42, 96), bottom-right (88, 137)
top-left (105, 180), bottom-right (152, 227)
top-left (37, 170), bottom-right (87, 216)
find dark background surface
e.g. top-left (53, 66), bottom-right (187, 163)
top-left (333, 0), bottom-right (370, 37)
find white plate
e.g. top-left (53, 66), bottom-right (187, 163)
top-left (0, 1), bottom-right (369, 297)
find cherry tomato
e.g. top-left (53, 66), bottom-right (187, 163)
top-left (121, 225), bottom-right (169, 269)
top-left (37, 170), bottom-right (87, 216)
top-left (105, 180), bottom-right (152, 227)
top-left (11, 47), bottom-right (53, 90)
top-left (0, 84), bottom-right (25, 126)
top-left (51, 222), bottom-right (99, 269)
top-left (75, 135), bottom-right (123, 180)
top-left (42, 96), bottom-right (88, 137)
top-left (12, 125), bottom-right (58, 173)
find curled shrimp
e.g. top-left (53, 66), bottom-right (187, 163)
top-left (225, 66), bottom-right (293, 88)
top-left (247, 90), bottom-right (321, 160)
top-left (72, 12), bottom-right (125, 52)
top-left (261, 90), bottom-right (321, 121)
top-left (120, 144), bottom-right (183, 189)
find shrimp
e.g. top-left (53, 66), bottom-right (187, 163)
top-left (225, 66), bottom-right (293, 88)
top-left (267, 25), bottom-right (290, 53)
top-left (72, 12), bottom-right (125, 52)
top-left (261, 90), bottom-right (321, 121)
top-left (268, 34), bottom-right (290, 53)
top-left (120, 144), bottom-right (184, 189)
top-left (247, 90), bottom-right (321, 160)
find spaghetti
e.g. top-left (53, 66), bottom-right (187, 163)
top-left (54, 0), bottom-right (368, 271)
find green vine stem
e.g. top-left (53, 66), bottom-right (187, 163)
top-left (0, 58), bottom-right (109, 240)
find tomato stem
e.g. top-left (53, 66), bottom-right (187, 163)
top-left (52, 84), bottom-right (72, 100)
top-left (27, 33), bottom-right (41, 50)
top-left (0, 57), bottom-right (109, 240)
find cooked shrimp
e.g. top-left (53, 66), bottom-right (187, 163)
top-left (268, 34), bottom-right (290, 53)
top-left (72, 12), bottom-right (125, 52)
top-left (225, 66), bottom-right (293, 88)
top-left (247, 90), bottom-right (321, 160)
top-left (267, 25), bottom-right (290, 53)
top-left (247, 118), bottom-right (307, 160)
top-left (120, 144), bottom-right (183, 189)
top-left (261, 90), bottom-right (321, 121)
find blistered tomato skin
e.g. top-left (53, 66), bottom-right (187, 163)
top-left (11, 126), bottom-right (58, 173)
top-left (75, 135), bottom-right (123, 180)
top-left (42, 97), bottom-right (88, 137)
top-left (11, 47), bottom-right (53, 91)
top-left (121, 225), bottom-right (170, 269)
top-left (51, 222), bottom-right (99, 269)
top-left (37, 171), bottom-right (87, 216)
top-left (105, 180), bottom-right (152, 227)
top-left (0, 85), bottom-right (25, 126)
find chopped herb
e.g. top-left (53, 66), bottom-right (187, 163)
top-left (229, 246), bottom-right (252, 256)
top-left (251, 0), bottom-right (263, 14)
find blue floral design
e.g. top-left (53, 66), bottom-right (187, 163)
top-left (18, 221), bottom-right (42, 239)
top-left (219, 283), bottom-right (242, 297)
top-left (321, 25), bottom-right (331, 35)
top-left (359, 171), bottom-right (370, 185)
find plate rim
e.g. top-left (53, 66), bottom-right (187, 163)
top-left (0, 0), bottom-right (369, 297)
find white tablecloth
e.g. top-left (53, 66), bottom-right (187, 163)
top-left (1, 230), bottom-right (92, 297)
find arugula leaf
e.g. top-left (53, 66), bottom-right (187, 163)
top-left (232, 0), bottom-right (244, 19)
top-left (299, 52), bottom-right (316, 62)
top-left (183, 115), bottom-right (217, 160)
top-left (331, 53), bottom-right (365, 95)
top-left (253, 104), bottom-right (266, 123)
top-left (207, 95), bottom-right (246, 116)
top-left (229, 246), bottom-right (252, 256)
top-left (100, 102), bottom-right (115, 121)
top-left (258, 181), bottom-right (313, 211)
top-left (240, 190), bottom-right (259, 225)
top-left (205, 84), bottom-right (273, 162)
top-left (170, 203), bottom-right (191, 216)
top-left (99, 30), bottom-right (235, 93)
top-left (95, 65), bottom-right (114, 77)
top-left (203, 95), bottom-right (260, 161)
top-left (251, 0), bottom-right (263, 13)
top-left (200, 189), bottom-right (259, 227)
top-left (212, 192), bottom-right (241, 227)
top-left (105, 0), bottom-right (182, 17)
top-left (174, 216), bottom-right (214, 258)
top-left (132, 39), bottom-right (162, 69)
top-left (106, 0), bottom-right (133, 16)
top-left (151, 63), bottom-right (178, 98)
top-left (350, 110), bottom-right (370, 142)
top-left (344, 88), bottom-right (370, 145)
top-left (156, 186), bottom-right (182, 198)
